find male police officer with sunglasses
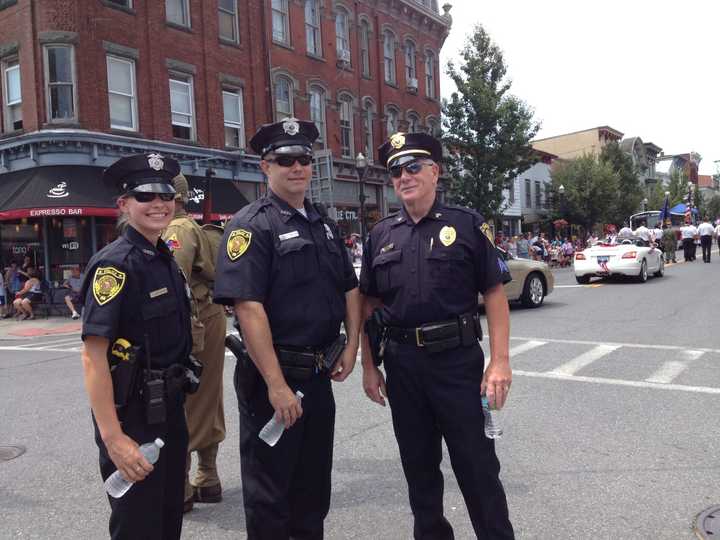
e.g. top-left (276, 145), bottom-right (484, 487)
top-left (360, 133), bottom-right (515, 539)
top-left (214, 118), bottom-right (361, 540)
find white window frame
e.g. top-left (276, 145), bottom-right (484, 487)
top-left (274, 76), bottom-right (293, 120)
top-left (2, 59), bottom-right (22, 132)
top-left (405, 40), bottom-right (416, 81)
top-left (305, 0), bottom-right (322, 56)
top-left (386, 107), bottom-right (398, 136)
top-left (339, 94), bottom-right (354, 159)
top-left (362, 99), bottom-right (374, 163)
top-left (359, 20), bottom-right (370, 77)
top-left (218, 0), bottom-right (239, 43)
top-left (535, 180), bottom-right (542, 208)
top-left (309, 85), bottom-right (326, 147)
top-left (383, 31), bottom-right (396, 85)
top-left (166, 0), bottom-right (191, 28)
top-left (525, 179), bottom-right (532, 207)
top-left (335, 8), bottom-right (350, 60)
top-left (44, 45), bottom-right (77, 123)
top-left (222, 88), bottom-right (245, 148)
top-left (106, 55), bottom-right (138, 131)
top-left (425, 50), bottom-right (436, 99)
top-left (407, 113), bottom-right (419, 133)
top-left (272, 0), bottom-right (290, 45)
top-left (169, 74), bottom-right (196, 140)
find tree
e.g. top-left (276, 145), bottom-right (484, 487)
top-left (665, 169), bottom-right (687, 206)
top-left (549, 155), bottom-right (619, 233)
top-left (646, 181), bottom-right (667, 213)
top-left (599, 141), bottom-right (643, 224)
top-left (705, 195), bottom-right (720, 220)
top-left (442, 24), bottom-right (539, 222)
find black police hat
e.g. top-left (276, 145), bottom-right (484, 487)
top-left (378, 132), bottom-right (443, 169)
top-left (103, 153), bottom-right (180, 195)
top-left (249, 117), bottom-right (319, 158)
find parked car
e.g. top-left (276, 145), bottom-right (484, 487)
top-left (574, 237), bottom-right (664, 284)
top-left (481, 247), bottom-right (554, 308)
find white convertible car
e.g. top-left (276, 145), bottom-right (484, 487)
top-left (574, 237), bottom-right (664, 284)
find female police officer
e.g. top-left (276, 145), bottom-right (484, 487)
top-left (80, 153), bottom-right (193, 539)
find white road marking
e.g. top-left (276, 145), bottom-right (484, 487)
top-left (554, 285), bottom-right (588, 288)
top-left (509, 340), bottom-right (546, 356)
top-left (549, 344), bottom-right (620, 376)
top-left (644, 350), bottom-right (705, 384)
top-left (0, 346), bottom-right (78, 353)
top-left (511, 336), bottom-right (720, 355)
top-left (16, 337), bottom-right (80, 348)
top-left (514, 369), bottom-right (720, 395)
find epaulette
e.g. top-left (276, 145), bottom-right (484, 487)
top-left (375, 210), bottom-right (401, 225)
top-left (443, 203), bottom-right (483, 220)
top-left (236, 198), bottom-right (270, 221)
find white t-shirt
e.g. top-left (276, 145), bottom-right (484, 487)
top-left (652, 228), bottom-right (663, 241)
top-left (634, 226), bottom-right (651, 241)
top-left (714, 224), bottom-right (720, 237)
top-left (680, 225), bottom-right (697, 239)
top-left (697, 222), bottom-right (714, 236)
top-left (618, 227), bottom-right (633, 237)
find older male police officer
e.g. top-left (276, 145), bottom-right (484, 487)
top-left (213, 118), bottom-right (361, 539)
top-left (360, 133), bottom-right (515, 539)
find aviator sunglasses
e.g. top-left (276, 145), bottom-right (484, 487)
top-left (389, 160), bottom-right (431, 179)
top-left (131, 192), bottom-right (175, 203)
top-left (266, 155), bottom-right (313, 167)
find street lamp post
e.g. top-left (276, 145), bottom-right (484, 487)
top-left (355, 152), bottom-right (369, 241)
top-left (641, 198), bottom-right (648, 212)
top-left (558, 184), bottom-right (566, 235)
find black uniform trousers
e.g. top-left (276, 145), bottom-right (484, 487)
top-left (94, 393), bottom-right (188, 540)
top-left (235, 365), bottom-right (335, 540)
top-left (683, 238), bottom-right (695, 262)
top-left (384, 341), bottom-right (514, 540)
top-left (700, 235), bottom-right (712, 262)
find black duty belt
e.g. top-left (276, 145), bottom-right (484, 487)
top-left (386, 312), bottom-right (482, 353)
top-left (275, 334), bottom-right (347, 381)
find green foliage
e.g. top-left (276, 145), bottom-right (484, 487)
top-left (599, 141), bottom-right (643, 223)
top-left (705, 195), bottom-right (720, 220)
top-left (549, 155), bottom-right (619, 232)
top-left (646, 182), bottom-right (667, 212)
top-left (442, 24), bottom-right (539, 221)
top-left (665, 169), bottom-right (687, 206)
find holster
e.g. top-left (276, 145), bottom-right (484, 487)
top-left (108, 339), bottom-right (142, 412)
top-left (225, 334), bottom-right (260, 402)
top-left (321, 334), bottom-right (347, 373)
top-left (364, 308), bottom-right (387, 367)
top-left (275, 335), bottom-right (347, 381)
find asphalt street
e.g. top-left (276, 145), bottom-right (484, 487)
top-left (1, 254), bottom-right (719, 539)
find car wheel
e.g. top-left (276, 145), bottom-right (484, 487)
top-left (653, 258), bottom-right (664, 277)
top-left (637, 260), bottom-right (648, 283)
top-left (521, 273), bottom-right (545, 308)
top-left (576, 275), bottom-right (590, 285)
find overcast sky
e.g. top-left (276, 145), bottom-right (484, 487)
top-left (439, 0), bottom-right (719, 175)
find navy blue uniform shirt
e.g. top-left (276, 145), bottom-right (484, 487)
top-left (214, 190), bottom-right (358, 348)
top-left (359, 200), bottom-right (511, 327)
top-left (81, 225), bottom-right (192, 369)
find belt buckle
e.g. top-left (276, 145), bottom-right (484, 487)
top-left (415, 327), bottom-right (425, 347)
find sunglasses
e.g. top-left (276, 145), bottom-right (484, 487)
top-left (266, 155), bottom-right (313, 167)
top-left (389, 161), bottom-right (431, 179)
top-left (131, 192), bottom-right (175, 203)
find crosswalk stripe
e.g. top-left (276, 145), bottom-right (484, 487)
top-left (549, 344), bottom-right (620, 376)
top-left (16, 337), bottom-right (80, 348)
top-left (509, 340), bottom-right (546, 356)
top-left (511, 336), bottom-right (720, 354)
top-left (644, 350), bottom-right (705, 384)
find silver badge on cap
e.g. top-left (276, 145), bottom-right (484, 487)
top-left (147, 153), bottom-right (165, 171)
top-left (282, 118), bottom-right (300, 136)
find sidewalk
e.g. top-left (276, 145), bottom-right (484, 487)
top-left (0, 315), bottom-right (81, 340)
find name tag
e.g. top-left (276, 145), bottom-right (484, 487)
top-left (149, 287), bottom-right (168, 298)
top-left (279, 230), bottom-right (300, 241)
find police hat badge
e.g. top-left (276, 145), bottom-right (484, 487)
top-left (390, 132), bottom-right (406, 149)
top-left (147, 153), bottom-right (165, 171)
top-left (283, 118), bottom-right (300, 136)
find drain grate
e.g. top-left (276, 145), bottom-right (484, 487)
top-left (0, 445), bottom-right (26, 462)
top-left (695, 505), bottom-right (720, 538)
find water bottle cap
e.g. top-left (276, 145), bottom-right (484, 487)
top-left (154, 438), bottom-right (165, 448)
top-left (296, 391), bottom-right (304, 399)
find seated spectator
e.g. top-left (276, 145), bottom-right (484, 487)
top-left (0, 269), bottom-right (6, 318)
top-left (13, 267), bottom-right (42, 320)
top-left (62, 266), bottom-right (84, 319)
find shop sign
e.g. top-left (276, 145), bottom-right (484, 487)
top-left (29, 208), bottom-right (85, 217)
top-left (336, 209), bottom-right (358, 221)
top-left (189, 188), bottom-right (205, 204)
top-left (47, 182), bottom-right (70, 198)
top-left (62, 241), bottom-right (80, 251)
top-left (11, 246), bottom-right (28, 254)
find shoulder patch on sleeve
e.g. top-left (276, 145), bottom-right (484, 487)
top-left (92, 266), bottom-right (126, 306)
top-left (479, 222), bottom-right (494, 246)
top-left (227, 229), bottom-right (252, 261)
top-left (166, 233), bottom-right (181, 251)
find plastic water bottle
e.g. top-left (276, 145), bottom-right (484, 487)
top-left (482, 396), bottom-right (503, 439)
top-left (259, 391), bottom-right (304, 447)
top-left (104, 438), bottom-right (165, 498)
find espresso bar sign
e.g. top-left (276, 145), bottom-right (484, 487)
top-left (29, 208), bottom-right (85, 217)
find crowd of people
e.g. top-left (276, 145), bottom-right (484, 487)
top-left (496, 231), bottom-right (578, 267)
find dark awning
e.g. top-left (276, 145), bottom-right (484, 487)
top-left (0, 166), bottom-right (119, 220)
top-left (185, 176), bottom-right (251, 221)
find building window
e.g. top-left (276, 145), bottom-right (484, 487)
top-left (383, 31), bottom-right (396, 84)
top-left (508, 182), bottom-right (515, 204)
top-left (335, 7), bottom-right (350, 63)
top-left (535, 180), bottom-right (542, 208)
top-left (274, 76), bottom-right (293, 119)
top-left (426, 118), bottom-right (439, 137)
top-left (223, 88), bottom-right (244, 148)
top-left (339, 94), bottom-right (354, 159)
top-left (525, 179), bottom-right (531, 207)
top-left (405, 40), bottom-right (416, 86)
top-left (425, 51), bottom-right (436, 98)
top-left (2, 60), bottom-right (22, 131)
top-left (359, 20), bottom-right (370, 77)
top-left (407, 113), bottom-right (419, 133)
top-left (44, 45), bottom-right (76, 123)
top-left (309, 85), bottom-right (326, 147)
top-left (305, 0), bottom-right (322, 56)
top-left (362, 99), bottom-right (374, 162)
top-left (166, 0), bottom-right (190, 27)
top-left (106, 56), bottom-right (137, 131)
top-left (106, 0), bottom-right (132, 7)
top-left (386, 107), bottom-right (398, 136)
top-left (169, 74), bottom-right (195, 140)
top-left (218, 0), bottom-right (239, 43)
top-left (272, 0), bottom-right (289, 44)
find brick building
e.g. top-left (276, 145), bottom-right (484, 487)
top-left (0, 0), bottom-right (451, 282)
